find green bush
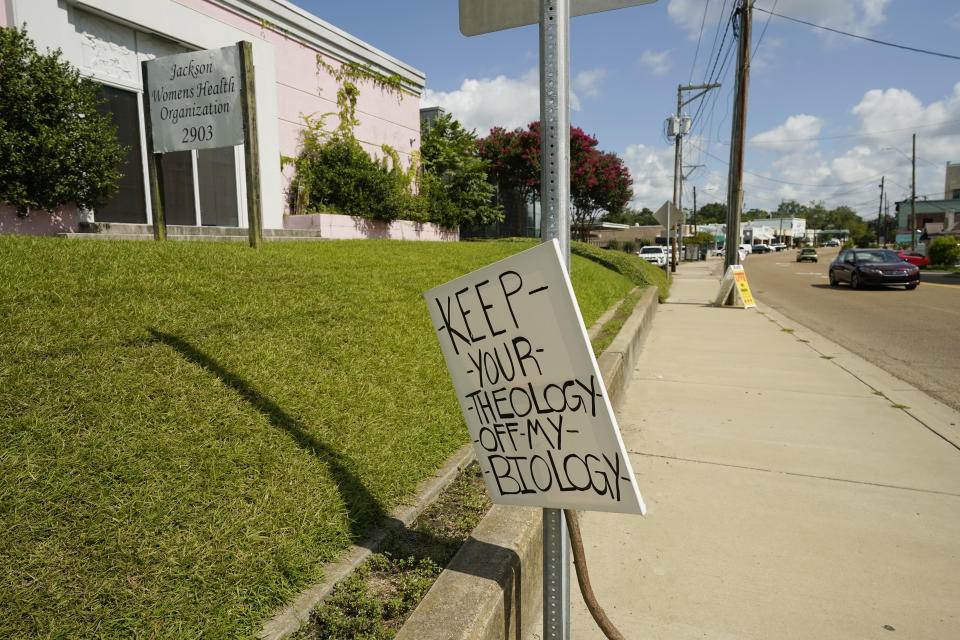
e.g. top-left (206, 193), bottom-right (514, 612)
top-left (292, 135), bottom-right (410, 221)
top-left (927, 236), bottom-right (960, 267)
top-left (622, 240), bottom-right (636, 253)
top-left (571, 241), bottom-right (670, 301)
top-left (606, 239), bottom-right (622, 252)
top-left (0, 26), bottom-right (125, 215)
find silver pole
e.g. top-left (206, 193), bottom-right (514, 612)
top-left (540, 0), bottom-right (571, 270)
top-left (540, 1), bottom-right (571, 639)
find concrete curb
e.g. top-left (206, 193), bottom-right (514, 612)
top-left (259, 444), bottom-right (477, 640)
top-left (395, 285), bottom-right (660, 640)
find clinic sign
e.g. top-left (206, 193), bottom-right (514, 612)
top-left (425, 240), bottom-right (645, 515)
top-left (143, 46), bottom-right (244, 153)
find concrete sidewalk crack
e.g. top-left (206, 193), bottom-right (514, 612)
top-left (629, 451), bottom-right (960, 498)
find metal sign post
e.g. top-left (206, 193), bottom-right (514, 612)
top-left (539, 3), bottom-right (572, 633)
top-left (457, 3), bottom-right (657, 638)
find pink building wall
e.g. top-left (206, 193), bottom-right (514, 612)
top-left (0, 204), bottom-right (78, 236)
top-left (284, 212), bottom-right (457, 242)
top-left (176, 0), bottom-right (422, 214)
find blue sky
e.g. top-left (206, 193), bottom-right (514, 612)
top-left (293, 0), bottom-right (960, 221)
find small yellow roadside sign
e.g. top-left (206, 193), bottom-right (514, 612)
top-left (732, 265), bottom-right (755, 307)
top-left (715, 264), bottom-right (756, 308)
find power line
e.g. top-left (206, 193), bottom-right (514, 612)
top-left (752, 0), bottom-right (777, 58)
top-left (754, 6), bottom-right (960, 61)
top-left (687, 0), bottom-right (711, 84)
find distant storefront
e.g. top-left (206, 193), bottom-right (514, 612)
top-left (0, 0), bottom-right (424, 234)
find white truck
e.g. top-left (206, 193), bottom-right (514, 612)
top-left (637, 245), bottom-right (668, 267)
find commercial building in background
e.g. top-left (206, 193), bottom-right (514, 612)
top-left (0, 0), bottom-right (424, 236)
top-left (893, 161), bottom-right (960, 246)
top-left (946, 161), bottom-right (960, 200)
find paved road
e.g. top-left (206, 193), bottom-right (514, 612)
top-left (741, 247), bottom-right (960, 412)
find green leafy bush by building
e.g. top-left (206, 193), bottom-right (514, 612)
top-left (0, 26), bottom-right (125, 215)
top-left (927, 236), bottom-right (960, 267)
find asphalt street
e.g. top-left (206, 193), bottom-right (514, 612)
top-left (742, 247), bottom-right (960, 412)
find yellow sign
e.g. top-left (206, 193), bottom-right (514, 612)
top-left (731, 265), bottom-right (755, 307)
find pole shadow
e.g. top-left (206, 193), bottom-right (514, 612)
top-left (148, 329), bottom-right (384, 540)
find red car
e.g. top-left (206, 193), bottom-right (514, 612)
top-left (897, 250), bottom-right (930, 267)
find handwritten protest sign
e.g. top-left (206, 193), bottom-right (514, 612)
top-left (425, 240), bottom-right (645, 514)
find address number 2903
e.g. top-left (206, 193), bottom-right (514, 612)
top-left (182, 125), bottom-right (214, 144)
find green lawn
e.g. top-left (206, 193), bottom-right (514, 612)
top-left (0, 236), bottom-right (650, 639)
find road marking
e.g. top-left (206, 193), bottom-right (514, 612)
top-left (922, 282), bottom-right (960, 289)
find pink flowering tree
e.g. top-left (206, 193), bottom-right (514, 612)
top-left (477, 122), bottom-right (632, 239)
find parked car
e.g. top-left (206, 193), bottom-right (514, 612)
top-left (771, 243), bottom-right (787, 251)
top-left (823, 238), bottom-right (841, 247)
top-left (829, 248), bottom-right (919, 290)
top-left (896, 250), bottom-right (930, 267)
top-left (739, 243), bottom-right (753, 254)
top-left (637, 245), bottom-right (668, 267)
top-left (797, 247), bottom-right (818, 262)
top-left (752, 244), bottom-right (773, 254)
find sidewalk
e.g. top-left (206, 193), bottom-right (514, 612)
top-left (569, 258), bottom-right (960, 639)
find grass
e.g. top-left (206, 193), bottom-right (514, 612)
top-left (0, 235), bottom-right (638, 639)
top-left (293, 463), bottom-right (491, 640)
top-left (590, 289), bottom-right (643, 356)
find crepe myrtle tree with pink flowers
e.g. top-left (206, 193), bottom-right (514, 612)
top-left (477, 122), bottom-right (632, 240)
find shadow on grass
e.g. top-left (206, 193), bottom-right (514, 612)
top-left (148, 329), bottom-right (385, 540)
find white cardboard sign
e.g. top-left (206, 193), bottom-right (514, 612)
top-left (144, 46), bottom-right (244, 153)
top-left (425, 240), bottom-right (645, 514)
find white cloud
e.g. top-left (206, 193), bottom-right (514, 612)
top-left (421, 69), bottom-right (581, 137)
top-left (950, 10), bottom-right (960, 30)
top-left (573, 68), bottom-right (607, 98)
top-left (623, 143), bottom-right (677, 208)
top-left (667, 0), bottom-right (891, 39)
top-left (638, 49), bottom-right (672, 76)
top-left (666, 0), bottom-right (725, 36)
top-left (750, 114), bottom-right (824, 153)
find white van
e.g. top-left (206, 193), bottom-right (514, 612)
top-left (739, 243), bottom-right (752, 254)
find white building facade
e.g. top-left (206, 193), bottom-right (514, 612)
top-left (0, 0), bottom-right (425, 235)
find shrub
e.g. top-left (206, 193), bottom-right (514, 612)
top-left (571, 241), bottom-right (670, 301)
top-left (292, 134), bottom-right (408, 221)
top-left (0, 26), bottom-right (125, 215)
top-left (622, 240), bottom-right (636, 253)
top-left (927, 236), bottom-right (960, 267)
top-left (606, 239), bottom-right (621, 252)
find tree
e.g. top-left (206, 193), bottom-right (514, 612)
top-left (477, 122), bottom-right (632, 239)
top-left (776, 200), bottom-right (806, 217)
top-left (743, 208), bottom-right (769, 221)
top-left (695, 202), bottom-right (726, 224)
top-left (0, 26), bottom-right (125, 215)
top-left (476, 123), bottom-right (540, 211)
top-left (605, 206), bottom-right (657, 226)
top-left (419, 113), bottom-right (502, 227)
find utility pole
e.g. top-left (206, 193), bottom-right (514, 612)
top-left (911, 133), bottom-right (917, 251)
top-left (885, 194), bottom-right (889, 246)
top-left (724, 0), bottom-right (753, 274)
top-left (693, 185), bottom-right (698, 234)
top-left (670, 82), bottom-right (720, 271)
top-left (878, 175), bottom-right (885, 247)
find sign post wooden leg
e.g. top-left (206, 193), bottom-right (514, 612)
top-left (141, 60), bottom-right (166, 241)
top-left (238, 40), bottom-right (262, 250)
